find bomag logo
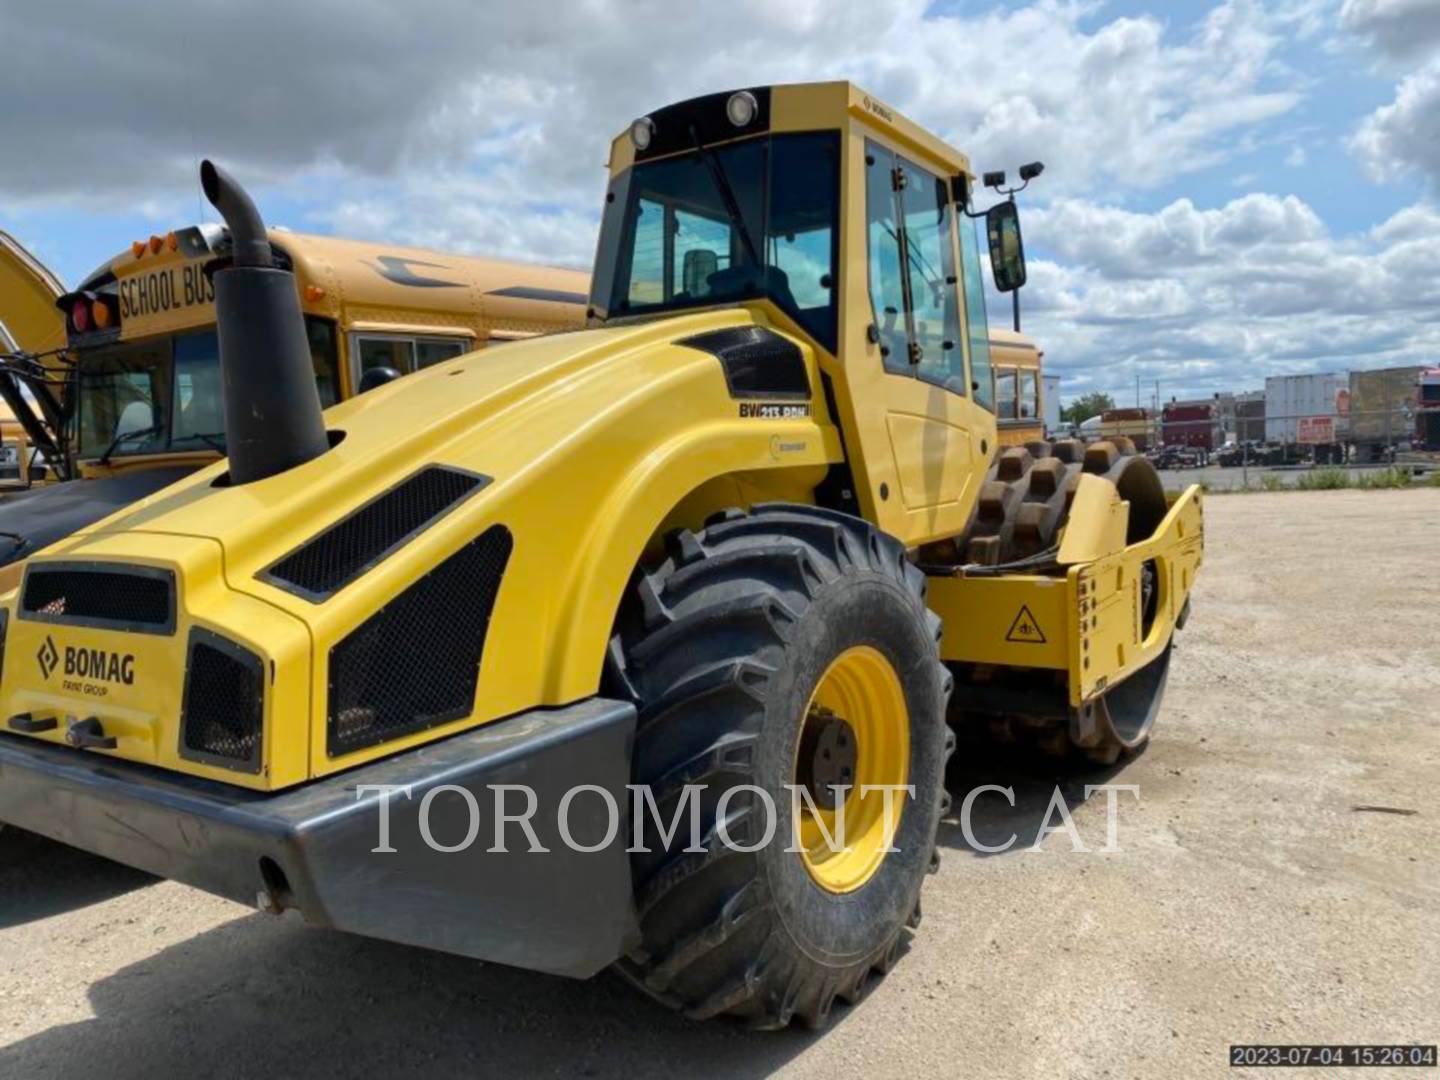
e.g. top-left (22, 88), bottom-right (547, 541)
top-left (36, 636), bottom-right (136, 691)
top-left (36, 635), bottom-right (58, 679)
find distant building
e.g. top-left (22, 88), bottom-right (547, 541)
top-left (1234, 390), bottom-right (1265, 442)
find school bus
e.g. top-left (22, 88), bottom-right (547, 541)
top-left (990, 327), bottom-right (1045, 447)
top-left (0, 225), bottom-right (589, 589)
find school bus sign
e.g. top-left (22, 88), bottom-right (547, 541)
top-left (116, 257), bottom-right (216, 340)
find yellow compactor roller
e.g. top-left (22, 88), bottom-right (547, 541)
top-left (0, 82), bottom-right (1201, 1030)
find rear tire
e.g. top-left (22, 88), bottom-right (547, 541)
top-left (606, 504), bottom-right (952, 1029)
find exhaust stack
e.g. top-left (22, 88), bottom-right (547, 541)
top-left (200, 160), bottom-right (329, 485)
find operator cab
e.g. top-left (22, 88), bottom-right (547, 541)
top-left (590, 83), bottom-right (1036, 546)
top-left (590, 89), bottom-right (841, 352)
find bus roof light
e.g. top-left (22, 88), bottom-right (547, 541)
top-left (166, 232), bottom-right (179, 252)
top-left (70, 297), bottom-right (91, 334)
top-left (149, 235), bottom-right (164, 254)
top-left (132, 240), bottom-right (146, 259)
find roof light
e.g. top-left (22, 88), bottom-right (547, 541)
top-left (166, 231), bottom-right (179, 252)
top-left (629, 116), bottom-right (655, 152)
top-left (132, 240), bottom-right (146, 259)
top-left (148, 235), bottom-right (164, 254)
top-left (70, 297), bottom-right (91, 334)
top-left (726, 90), bottom-right (758, 128)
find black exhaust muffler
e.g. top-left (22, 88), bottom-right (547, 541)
top-left (200, 160), bottom-right (329, 485)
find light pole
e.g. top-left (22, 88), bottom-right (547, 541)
top-left (983, 162), bottom-right (1044, 332)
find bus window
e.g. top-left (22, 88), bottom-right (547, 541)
top-left (173, 331), bottom-right (224, 446)
top-left (77, 343), bottom-right (169, 457)
top-left (416, 337), bottom-right (468, 369)
top-left (995, 368), bottom-right (1018, 420)
top-left (358, 336), bottom-right (416, 378)
top-left (1018, 370), bottom-right (1038, 419)
top-left (308, 318), bottom-right (341, 406)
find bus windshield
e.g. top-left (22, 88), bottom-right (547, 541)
top-left (76, 318), bottom-right (341, 460)
top-left (590, 131), bottom-right (840, 352)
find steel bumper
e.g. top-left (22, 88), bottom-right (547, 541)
top-left (0, 696), bottom-right (638, 979)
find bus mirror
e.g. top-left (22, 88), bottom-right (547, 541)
top-left (986, 201), bottom-right (1027, 293)
top-left (682, 249), bottom-right (718, 297)
top-left (358, 366), bottom-right (402, 394)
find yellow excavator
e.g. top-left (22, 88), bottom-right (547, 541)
top-left (0, 82), bottom-right (1202, 1030)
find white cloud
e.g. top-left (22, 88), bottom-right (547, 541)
top-left (1, 0), bottom-right (1305, 219)
top-left (1017, 194), bottom-right (1440, 400)
top-left (6, 0), bottom-right (1432, 404)
top-left (1350, 60), bottom-right (1440, 189)
top-left (1340, 0), bottom-right (1440, 62)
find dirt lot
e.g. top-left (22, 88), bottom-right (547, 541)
top-left (2, 489), bottom-right (1437, 1079)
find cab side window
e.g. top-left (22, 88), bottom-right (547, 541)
top-left (958, 214), bottom-right (993, 411)
top-left (864, 140), bottom-right (966, 394)
top-left (864, 143), bottom-right (911, 377)
top-left (901, 168), bottom-right (964, 393)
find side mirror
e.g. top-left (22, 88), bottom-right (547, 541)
top-left (986, 201), bottom-right (1027, 293)
top-left (358, 365), bottom-right (402, 393)
top-left (682, 248), bottom-right (718, 297)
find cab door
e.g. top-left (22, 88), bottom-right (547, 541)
top-left (858, 141), bottom-right (994, 546)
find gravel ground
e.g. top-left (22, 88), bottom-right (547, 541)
top-left (1158, 462), bottom-right (1437, 493)
top-left (2, 488), bottom-right (1437, 1079)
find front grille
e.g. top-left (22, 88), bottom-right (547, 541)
top-left (327, 525), bottom-right (512, 757)
top-left (21, 562), bottom-right (175, 635)
top-left (180, 628), bottom-right (264, 773)
top-left (262, 466), bottom-right (490, 602)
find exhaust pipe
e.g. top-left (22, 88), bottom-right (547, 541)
top-left (200, 160), bottom-right (329, 485)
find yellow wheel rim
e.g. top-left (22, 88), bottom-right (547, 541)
top-left (794, 645), bottom-right (910, 894)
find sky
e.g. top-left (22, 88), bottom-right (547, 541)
top-left (2, 0), bottom-right (1438, 406)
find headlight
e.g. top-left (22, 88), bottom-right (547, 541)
top-left (629, 116), bottom-right (655, 151)
top-left (726, 90), bottom-right (758, 128)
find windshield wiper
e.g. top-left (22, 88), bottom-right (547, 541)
top-left (177, 431), bottom-right (226, 452)
top-left (98, 423), bottom-right (162, 467)
top-left (690, 125), bottom-right (762, 270)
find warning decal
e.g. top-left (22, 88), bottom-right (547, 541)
top-left (1005, 605), bottom-right (1047, 644)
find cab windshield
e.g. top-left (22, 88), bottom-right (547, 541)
top-left (590, 131), bottom-right (840, 352)
top-left (75, 318), bottom-right (341, 459)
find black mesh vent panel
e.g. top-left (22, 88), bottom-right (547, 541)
top-left (678, 326), bottom-right (811, 400)
top-left (327, 525), bottom-right (512, 757)
top-left (263, 466), bottom-right (490, 601)
top-left (21, 563), bottom-right (175, 634)
top-left (180, 630), bottom-right (264, 773)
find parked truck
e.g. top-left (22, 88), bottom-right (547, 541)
top-left (1264, 373), bottom-right (1346, 464)
top-left (1349, 366), bottom-right (1425, 462)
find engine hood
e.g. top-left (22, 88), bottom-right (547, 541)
top-left (5, 304), bottom-right (840, 787)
